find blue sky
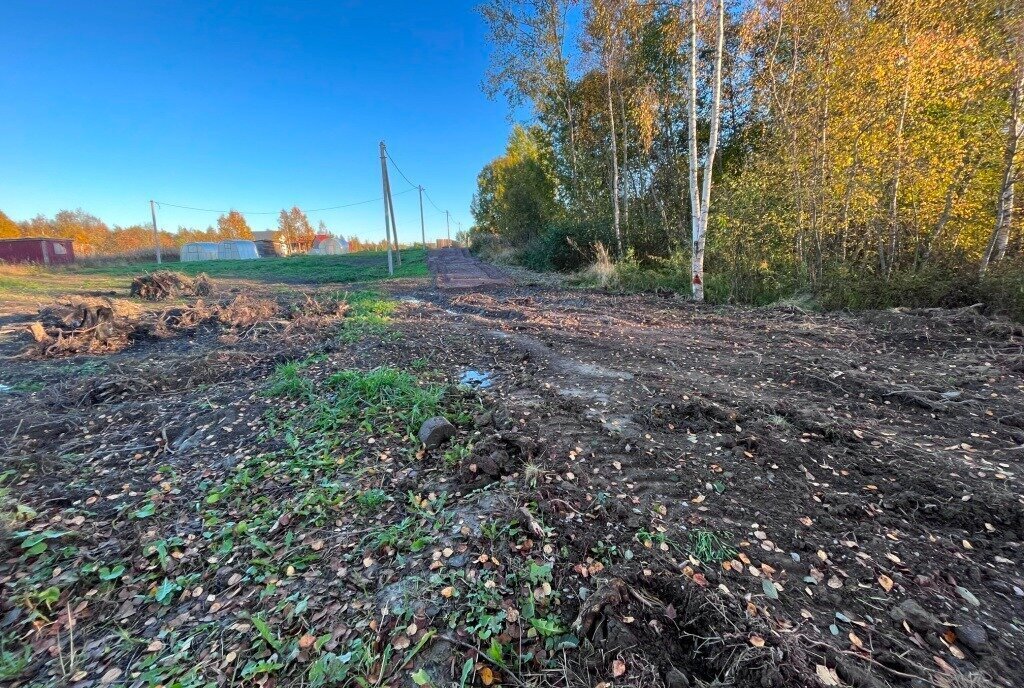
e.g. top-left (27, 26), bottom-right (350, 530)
top-left (0, 1), bottom-right (514, 242)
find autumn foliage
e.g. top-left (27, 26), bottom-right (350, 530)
top-left (475, 0), bottom-right (1024, 306)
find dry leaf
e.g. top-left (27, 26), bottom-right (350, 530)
top-left (749, 634), bottom-right (766, 648)
top-left (612, 659), bottom-right (627, 678)
top-left (299, 633), bottom-right (317, 649)
top-left (878, 574), bottom-right (894, 592)
top-left (815, 664), bottom-right (840, 686)
top-left (480, 666), bottom-right (496, 686)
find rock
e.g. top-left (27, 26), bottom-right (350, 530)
top-left (890, 599), bottom-right (942, 633)
top-left (418, 417), bottom-right (456, 449)
top-left (957, 623), bottom-right (989, 654)
top-left (475, 450), bottom-right (508, 477)
top-left (665, 668), bottom-right (691, 688)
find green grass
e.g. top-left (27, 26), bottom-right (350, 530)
top-left (73, 249), bottom-right (429, 284)
top-left (688, 529), bottom-right (737, 564)
top-left (0, 249), bottom-right (428, 302)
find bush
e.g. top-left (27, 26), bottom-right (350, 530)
top-left (818, 259), bottom-right (1024, 322)
top-left (521, 220), bottom-right (616, 272)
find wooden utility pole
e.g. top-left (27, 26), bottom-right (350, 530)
top-left (445, 210), bottom-right (451, 245)
top-left (149, 200), bottom-right (162, 264)
top-left (383, 162), bottom-right (402, 267)
top-left (379, 141), bottom-right (394, 275)
top-left (418, 186), bottom-right (427, 248)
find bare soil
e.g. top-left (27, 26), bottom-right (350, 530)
top-left (0, 258), bottom-right (1021, 688)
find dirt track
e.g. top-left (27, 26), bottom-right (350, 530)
top-left (1, 259), bottom-right (1022, 688)
top-left (392, 278), bottom-right (1024, 686)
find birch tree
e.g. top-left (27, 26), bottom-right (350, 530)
top-left (982, 9), bottom-right (1023, 273)
top-left (688, 0), bottom-right (726, 301)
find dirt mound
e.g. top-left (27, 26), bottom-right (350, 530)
top-left (130, 270), bottom-right (213, 300)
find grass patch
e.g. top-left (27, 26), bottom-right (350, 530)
top-left (325, 367), bottom-right (446, 437)
top-left (688, 529), bottom-right (736, 563)
top-left (265, 361), bottom-right (315, 400)
top-left (0, 250), bottom-right (428, 304)
top-left (338, 290), bottom-right (399, 343)
top-left (72, 249), bottom-right (429, 284)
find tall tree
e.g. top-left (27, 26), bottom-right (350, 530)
top-left (688, 0), bottom-right (726, 301)
top-left (277, 206), bottom-right (315, 250)
top-left (982, 3), bottom-right (1023, 273)
top-left (0, 210), bottom-right (19, 238)
top-left (217, 210), bottom-right (253, 239)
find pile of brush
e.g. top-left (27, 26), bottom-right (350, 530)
top-left (130, 271), bottom-right (213, 300)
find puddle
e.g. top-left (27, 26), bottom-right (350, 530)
top-left (459, 369), bottom-right (494, 389)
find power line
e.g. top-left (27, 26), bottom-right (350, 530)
top-left (153, 188), bottom-right (416, 216)
top-left (386, 151), bottom-right (451, 218)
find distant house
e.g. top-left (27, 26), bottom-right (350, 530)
top-left (310, 233), bottom-right (349, 255)
top-left (251, 231), bottom-right (289, 257)
top-left (0, 237), bottom-right (75, 265)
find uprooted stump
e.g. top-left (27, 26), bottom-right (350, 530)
top-left (28, 298), bottom-right (136, 356)
top-left (130, 271), bottom-right (213, 301)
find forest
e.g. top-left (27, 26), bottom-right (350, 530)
top-left (471, 0), bottom-right (1024, 315)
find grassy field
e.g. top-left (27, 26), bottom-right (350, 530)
top-left (0, 249), bottom-right (428, 303)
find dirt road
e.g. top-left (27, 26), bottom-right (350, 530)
top-left (428, 247), bottom-right (508, 289)
top-left (1, 264), bottom-right (1021, 687)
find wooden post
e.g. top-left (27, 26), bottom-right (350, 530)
top-left (379, 142), bottom-right (394, 275)
top-left (150, 200), bottom-right (162, 264)
top-left (418, 186), bottom-right (427, 249)
top-left (445, 210), bottom-right (451, 245)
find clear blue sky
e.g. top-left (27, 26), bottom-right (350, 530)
top-left (0, 1), bottom-right (514, 242)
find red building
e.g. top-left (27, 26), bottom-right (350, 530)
top-left (0, 238), bottom-right (76, 265)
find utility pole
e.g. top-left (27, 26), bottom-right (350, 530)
top-left (149, 200), bottom-right (162, 264)
top-left (418, 186), bottom-right (427, 249)
top-left (384, 163), bottom-right (402, 267)
top-left (445, 210), bottom-right (451, 245)
top-left (378, 141), bottom-right (394, 275)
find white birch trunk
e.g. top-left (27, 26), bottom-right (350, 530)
top-left (689, 0), bottom-right (725, 302)
top-left (607, 63), bottom-right (623, 257)
top-left (982, 43), bottom-right (1022, 273)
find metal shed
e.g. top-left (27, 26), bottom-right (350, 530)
top-left (0, 238), bottom-right (75, 265)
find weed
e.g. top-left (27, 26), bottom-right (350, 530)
top-left (265, 361), bottom-right (314, 400)
top-left (522, 462), bottom-right (542, 488)
top-left (325, 367), bottom-right (445, 436)
top-left (338, 290), bottom-right (399, 342)
top-left (0, 639), bottom-right (30, 681)
top-left (443, 442), bottom-right (472, 467)
top-left (688, 529), bottom-right (736, 563)
top-left (356, 488), bottom-right (391, 513)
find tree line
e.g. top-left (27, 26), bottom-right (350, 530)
top-left (473, 0), bottom-right (1022, 305)
top-left (0, 206), bottom-right (380, 255)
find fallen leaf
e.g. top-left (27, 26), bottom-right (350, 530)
top-left (749, 634), bottom-right (766, 647)
top-left (815, 664), bottom-right (840, 686)
top-left (480, 666), bottom-right (496, 685)
top-left (612, 659), bottom-right (627, 678)
top-left (299, 633), bottom-right (317, 649)
top-left (878, 575), bottom-right (894, 592)
top-left (100, 668), bottom-right (122, 684)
